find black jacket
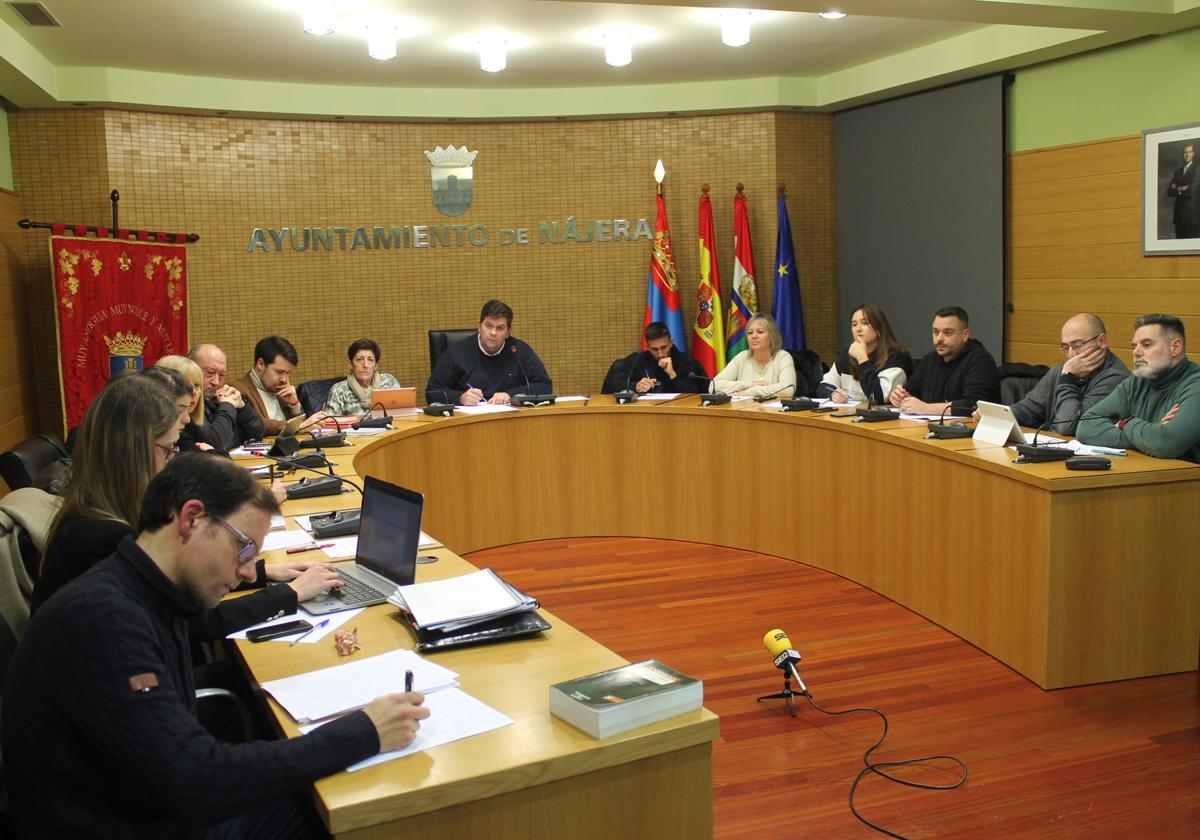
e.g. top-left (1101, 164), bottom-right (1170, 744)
top-left (426, 335), bottom-right (552, 404)
top-left (602, 348), bottom-right (706, 393)
top-left (198, 396), bottom-right (265, 453)
top-left (4, 536), bottom-right (378, 838)
top-left (906, 338), bottom-right (1000, 415)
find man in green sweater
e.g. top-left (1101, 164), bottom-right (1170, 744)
top-left (1077, 314), bottom-right (1200, 463)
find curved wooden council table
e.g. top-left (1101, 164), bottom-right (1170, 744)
top-left (356, 396), bottom-right (1200, 691)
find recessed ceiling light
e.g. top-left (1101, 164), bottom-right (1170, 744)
top-left (367, 23), bottom-right (397, 60)
top-left (479, 37), bottom-right (507, 72)
top-left (818, 10), bottom-right (847, 20)
top-left (719, 10), bottom-right (752, 47)
top-left (603, 30), bottom-right (633, 67)
top-left (303, 0), bottom-right (336, 36)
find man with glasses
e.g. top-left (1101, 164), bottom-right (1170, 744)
top-left (1005, 313), bottom-right (1128, 434)
top-left (1078, 313), bottom-right (1200, 462)
top-left (3, 453), bottom-right (429, 839)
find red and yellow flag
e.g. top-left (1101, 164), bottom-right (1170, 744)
top-left (51, 236), bottom-right (189, 429)
top-left (642, 193), bottom-right (687, 350)
top-left (692, 187), bottom-right (725, 376)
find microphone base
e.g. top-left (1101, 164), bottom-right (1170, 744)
top-left (755, 675), bottom-right (808, 718)
top-left (285, 476), bottom-right (343, 500)
top-left (926, 422), bottom-right (973, 439)
top-left (273, 452), bottom-right (329, 470)
top-left (299, 432), bottom-right (347, 448)
top-left (1014, 444), bottom-right (1074, 462)
top-left (780, 398), bottom-right (818, 412)
top-left (423, 403), bottom-right (455, 417)
top-left (613, 390), bottom-right (638, 405)
top-left (351, 416), bottom-right (392, 429)
top-left (268, 435), bottom-right (300, 457)
top-left (512, 393), bottom-right (557, 407)
top-left (699, 393), bottom-right (731, 406)
top-left (855, 408), bottom-right (900, 422)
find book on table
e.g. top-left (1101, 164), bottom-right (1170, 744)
top-left (549, 660), bottom-right (703, 739)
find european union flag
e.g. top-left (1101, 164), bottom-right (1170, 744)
top-left (772, 191), bottom-right (805, 350)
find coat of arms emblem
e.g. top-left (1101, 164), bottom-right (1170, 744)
top-left (424, 145), bottom-right (477, 217)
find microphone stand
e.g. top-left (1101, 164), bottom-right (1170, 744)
top-left (756, 673), bottom-right (803, 718)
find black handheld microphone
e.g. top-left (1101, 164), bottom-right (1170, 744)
top-left (763, 629), bottom-right (809, 695)
top-left (615, 352), bottom-right (643, 405)
top-left (926, 403), bottom-right (973, 439)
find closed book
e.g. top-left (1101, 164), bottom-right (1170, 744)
top-left (549, 660), bottom-right (703, 739)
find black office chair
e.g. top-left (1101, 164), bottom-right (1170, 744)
top-left (296, 377), bottom-right (342, 416)
top-left (427, 329), bottom-right (476, 375)
top-left (997, 362), bottom-right (1049, 404)
top-left (0, 434), bottom-right (70, 492)
top-left (601, 352), bottom-right (640, 393)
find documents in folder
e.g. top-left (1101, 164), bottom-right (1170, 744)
top-left (261, 648), bottom-right (458, 724)
top-left (388, 568), bottom-right (538, 632)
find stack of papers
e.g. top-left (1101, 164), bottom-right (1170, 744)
top-left (388, 568), bottom-right (539, 632)
top-left (261, 649), bottom-right (459, 723)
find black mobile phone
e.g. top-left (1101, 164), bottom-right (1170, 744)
top-left (247, 619), bottom-right (312, 642)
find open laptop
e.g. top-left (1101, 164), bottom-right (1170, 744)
top-left (300, 476), bottom-right (423, 616)
top-left (372, 387), bottom-right (418, 418)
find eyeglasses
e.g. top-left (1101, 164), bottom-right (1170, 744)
top-left (211, 514), bottom-right (259, 566)
top-left (155, 442), bottom-right (180, 462)
top-left (1060, 334), bottom-right (1101, 355)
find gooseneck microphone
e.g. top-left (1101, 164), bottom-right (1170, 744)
top-left (753, 383), bottom-right (794, 403)
top-left (258, 450), bottom-right (365, 500)
top-left (926, 403), bottom-right (972, 439)
top-left (762, 628), bottom-right (809, 695)
top-left (423, 390), bottom-right (455, 418)
top-left (510, 342), bottom-right (557, 406)
top-left (353, 401), bottom-right (392, 429)
top-left (614, 352), bottom-right (643, 405)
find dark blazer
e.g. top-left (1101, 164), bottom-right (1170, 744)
top-left (1168, 160), bottom-right (1199, 228)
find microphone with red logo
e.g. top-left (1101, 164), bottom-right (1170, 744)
top-left (763, 628), bottom-right (809, 695)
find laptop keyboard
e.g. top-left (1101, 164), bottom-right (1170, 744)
top-left (331, 569), bottom-right (388, 606)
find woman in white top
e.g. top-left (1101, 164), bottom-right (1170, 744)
top-left (817, 303), bottom-right (913, 405)
top-left (712, 313), bottom-right (796, 398)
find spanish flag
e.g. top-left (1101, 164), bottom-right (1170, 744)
top-left (642, 193), bottom-right (688, 350)
top-left (691, 186), bottom-right (725, 376)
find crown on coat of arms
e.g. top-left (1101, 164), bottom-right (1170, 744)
top-left (103, 330), bottom-right (148, 356)
top-left (423, 145), bottom-right (478, 167)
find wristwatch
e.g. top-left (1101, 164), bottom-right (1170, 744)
top-left (1116, 416), bottom-right (1131, 430)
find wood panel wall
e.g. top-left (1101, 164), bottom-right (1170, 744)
top-left (1008, 135), bottom-right (1200, 367)
top-left (0, 188), bottom-right (36, 493)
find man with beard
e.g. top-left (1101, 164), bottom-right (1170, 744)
top-left (1077, 314), bottom-right (1200, 462)
top-left (889, 306), bottom-right (1000, 416)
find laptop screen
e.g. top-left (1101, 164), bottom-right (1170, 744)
top-left (355, 476), bottom-right (423, 586)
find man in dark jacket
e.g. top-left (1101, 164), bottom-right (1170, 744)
top-left (604, 321), bottom-right (706, 394)
top-left (2, 453), bottom-right (428, 838)
top-left (425, 299), bottom-right (551, 405)
top-left (190, 343), bottom-right (266, 452)
top-left (890, 306), bottom-right (999, 416)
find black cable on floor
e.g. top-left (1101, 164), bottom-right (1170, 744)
top-left (801, 691), bottom-right (968, 839)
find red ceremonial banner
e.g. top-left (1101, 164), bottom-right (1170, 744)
top-left (51, 236), bottom-right (189, 429)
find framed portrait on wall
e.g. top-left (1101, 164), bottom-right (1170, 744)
top-left (1143, 122), bottom-right (1200, 255)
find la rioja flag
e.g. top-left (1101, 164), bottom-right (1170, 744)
top-left (726, 186), bottom-right (759, 359)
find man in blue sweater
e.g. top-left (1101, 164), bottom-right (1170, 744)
top-left (2, 453), bottom-right (429, 838)
top-left (1077, 314), bottom-right (1200, 463)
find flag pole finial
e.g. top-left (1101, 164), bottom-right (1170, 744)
top-left (654, 159), bottom-right (666, 195)
top-left (736, 182), bottom-right (745, 195)
top-left (777, 182), bottom-right (786, 195)
top-left (701, 183), bottom-right (709, 196)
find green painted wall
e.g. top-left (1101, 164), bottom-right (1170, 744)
top-left (1009, 25), bottom-right (1200, 151)
top-left (0, 108), bottom-right (11, 191)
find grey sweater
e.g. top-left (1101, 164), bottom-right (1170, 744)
top-left (1010, 351), bottom-right (1129, 434)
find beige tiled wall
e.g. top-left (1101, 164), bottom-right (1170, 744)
top-left (11, 108), bottom-right (836, 431)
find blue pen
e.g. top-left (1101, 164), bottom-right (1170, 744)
top-left (289, 618), bottom-right (330, 646)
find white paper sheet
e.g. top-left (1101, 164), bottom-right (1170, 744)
top-left (300, 688), bottom-right (514, 771)
top-left (262, 530), bottom-right (321, 551)
top-left (261, 649), bottom-right (459, 724)
top-left (454, 404), bottom-right (519, 415)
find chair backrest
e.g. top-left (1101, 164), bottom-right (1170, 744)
top-left (0, 435), bottom-right (69, 492)
top-left (0, 487), bottom-right (63, 676)
top-left (427, 329), bottom-right (477, 375)
top-left (997, 362), bottom-right (1050, 405)
top-left (601, 353), bottom-right (638, 393)
top-left (788, 350), bottom-right (826, 398)
top-left (297, 377), bottom-right (343, 416)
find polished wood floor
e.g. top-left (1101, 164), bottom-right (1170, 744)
top-left (468, 538), bottom-right (1200, 839)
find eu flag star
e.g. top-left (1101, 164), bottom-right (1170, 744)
top-left (777, 263), bottom-right (789, 278)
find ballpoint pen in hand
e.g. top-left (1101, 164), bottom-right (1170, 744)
top-left (289, 619), bottom-right (330, 646)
